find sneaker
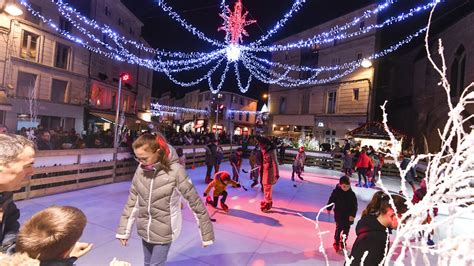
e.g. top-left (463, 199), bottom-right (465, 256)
top-left (356, 182), bottom-right (362, 187)
top-left (260, 201), bottom-right (266, 207)
top-left (363, 183), bottom-right (369, 188)
top-left (220, 202), bottom-right (229, 212)
top-left (333, 243), bottom-right (340, 252)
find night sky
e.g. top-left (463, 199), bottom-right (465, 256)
top-left (121, 0), bottom-right (375, 100)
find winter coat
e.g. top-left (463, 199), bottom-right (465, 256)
top-left (355, 152), bottom-right (373, 169)
top-left (116, 145), bottom-right (214, 245)
top-left (400, 158), bottom-right (417, 182)
top-left (292, 152), bottom-right (305, 167)
top-left (326, 185), bottom-right (358, 226)
top-left (0, 192), bottom-right (20, 253)
top-left (349, 215), bottom-right (389, 265)
top-left (204, 143), bottom-right (217, 166)
top-left (260, 147), bottom-right (279, 185)
top-left (249, 149), bottom-right (261, 168)
top-left (342, 154), bottom-right (353, 169)
top-left (204, 172), bottom-right (239, 197)
top-left (230, 152), bottom-right (242, 168)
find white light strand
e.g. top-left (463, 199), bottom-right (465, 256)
top-left (233, 61), bottom-right (252, 93)
top-left (208, 60), bottom-right (231, 94)
top-left (249, 0), bottom-right (439, 52)
top-left (151, 103), bottom-right (209, 115)
top-left (154, 0), bottom-right (226, 47)
top-left (248, 0), bottom-right (307, 47)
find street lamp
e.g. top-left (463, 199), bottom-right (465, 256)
top-left (114, 73), bottom-right (130, 148)
top-left (361, 59), bottom-right (373, 68)
top-left (215, 104), bottom-right (224, 140)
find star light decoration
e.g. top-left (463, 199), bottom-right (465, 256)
top-left (20, 0), bottom-right (441, 94)
top-left (218, 0), bottom-right (256, 62)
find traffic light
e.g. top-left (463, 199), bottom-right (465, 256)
top-left (120, 73), bottom-right (130, 82)
top-left (218, 104), bottom-right (224, 110)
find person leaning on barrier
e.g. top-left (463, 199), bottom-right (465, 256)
top-left (0, 134), bottom-right (36, 254)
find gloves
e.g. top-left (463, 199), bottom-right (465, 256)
top-left (236, 183), bottom-right (241, 188)
top-left (203, 193), bottom-right (207, 197)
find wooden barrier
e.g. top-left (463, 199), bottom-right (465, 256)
top-left (14, 148), bottom-right (137, 201)
top-left (15, 145), bottom-right (243, 201)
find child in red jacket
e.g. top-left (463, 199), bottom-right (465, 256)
top-left (355, 149), bottom-right (373, 188)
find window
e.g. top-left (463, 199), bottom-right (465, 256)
top-left (232, 95), bottom-right (238, 104)
top-left (450, 45), bottom-right (466, 97)
top-left (129, 28), bottom-right (135, 36)
top-left (246, 113), bottom-right (250, 122)
top-left (105, 6), bottom-right (111, 16)
top-left (301, 92), bottom-right (310, 114)
top-left (16, 72), bottom-right (37, 98)
top-left (299, 45), bottom-right (319, 79)
top-left (54, 43), bottom-right (70, 69)
top-left (239, 97), bottom-right (244, 105)
top-left (231, 113), bottom-right (235, 120)
top-left (357, 53), bottom-right (363, 60)
top-left (25, 3), bottom-right (41, 24)
top-left (239, 113), bottom-right (242, 121)
top-left (198, 94), bottom-right (203, 102)
top-left (51, 79), bottom-right (68, 103)
top-left (331, 58), bottom-right (341, 75)
top-left (327, 91), bottom-right (336, 114)
top-left (21, 31), bottom-right (39, 61)
top-left (353, 88), bottom-right (359, 101)
top-left (59, 17), bottom-right (72, 32)
top-left (359, 21), bottom-right (365, 30)
top-left (279, 97), bottom-right (286, 114)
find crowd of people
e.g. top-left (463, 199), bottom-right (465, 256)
top-left (0, 126), bottom-right (430, 266)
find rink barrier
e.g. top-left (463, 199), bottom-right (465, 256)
top-left (14, 145), bottom-right (244, 201)
top-left (282, 149), bottom-right (426, 178)
top-left (14, 148), bottom-right (137, 201)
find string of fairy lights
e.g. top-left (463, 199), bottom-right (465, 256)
top-left (19, 0), bottom-right (440, 97)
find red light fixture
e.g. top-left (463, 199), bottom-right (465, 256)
top-left (120, 73), bottom-right (130, 81)
top-left (219, 104), bottom-right (224, 109)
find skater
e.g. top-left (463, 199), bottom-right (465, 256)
top-left (117, 133), bottom-right (214, 266)
top-left (326, 176), bottom-right (358, 252)
top-left (342, 150), bottom-right (354, 177)
top-left (355, 148), bottom-right (373, 187)
top-left (203, 171), bottom-right (241, 212)
top-left (215, 141), bottom-right (224, 173)
top-left (176, 147), bottom-right (186, 167)
top-left (291, 147), bottom-right (305, 181)
top-left (400, 150), bottom-right (418, 192)
top-left (204, 138), bottom-right (218, 184)
top-left (248, 146), bottom-right (262, 188)
top-left (230, 147), bottom-right (243, 182)
top-left (412, 178), bottom-right (437, 246)
top-left (257, 136), bottom-right (279, 213)
top-left (349, 191), bottom-right (408, 265)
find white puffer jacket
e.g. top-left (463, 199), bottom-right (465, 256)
top-left (116, 145), bottom-right (214, 245)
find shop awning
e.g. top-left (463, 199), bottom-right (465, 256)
top-left (90, 112), bottom-right (148, 129)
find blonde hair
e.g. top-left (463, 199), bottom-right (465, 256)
top-left (133, 133), bottom-right (171, 172)
top-left (16, 206), bottom-right (87, 261)
top-left (0, 253), bottom-right (39, 266)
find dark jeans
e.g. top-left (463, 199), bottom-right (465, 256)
top-left (334, 223), bottom-right (350, 245)
top-left (210, 190), bottom-right (228, 207)
top-left (291, 165), bottom-right (302, 180)
top-left (206, 164), bottom-right (218, 178)
top-left (142, 240), bottom-right (172, 266)
top-left (343, 167), bottom-right (353, 176)
top-left (357, 167), bottom-right (368, 184)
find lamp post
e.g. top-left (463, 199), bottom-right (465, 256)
top-left (361, 59), bottom-right (374, 123)
top-left (114, 73), bottom-right (129, 148)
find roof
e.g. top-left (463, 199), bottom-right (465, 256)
top-left (345, 121), bottom-right (407, 140)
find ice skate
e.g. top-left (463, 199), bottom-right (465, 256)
top-left (220, 202), bottom-right (229, 212)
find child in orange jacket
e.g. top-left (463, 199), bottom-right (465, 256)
top-left (203, 171), bottom-right (241, 212)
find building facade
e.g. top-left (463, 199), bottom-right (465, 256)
top-left (374, 5), bottom-right (473, 153)
top-left (0, 0), bottom-right (152, 133)
top-left (267, 5), bottom-right (377, 145)
top-left (158, 89), bottom-right (258, 135)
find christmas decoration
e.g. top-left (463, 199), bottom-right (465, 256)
top-left (20, 0), bottom-right (440, 93)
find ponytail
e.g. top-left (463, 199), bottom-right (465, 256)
top-left (362, 191), bottom-right (407, 217)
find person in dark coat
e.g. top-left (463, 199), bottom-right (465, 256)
top-left (0, 134), bottom-right (36, 254)
top-left (257, 136), bottom-right (279, 213)
top-left (229, 148), bottom-right (243, 182)
top-left (36, 130), bottom-right (54, 150)
top-left (349, 191), bottom-right (408, 265)
top-left (204, 139), bottom-right (218, 184)
top-left (326, 176), bottom-right (358, 252)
